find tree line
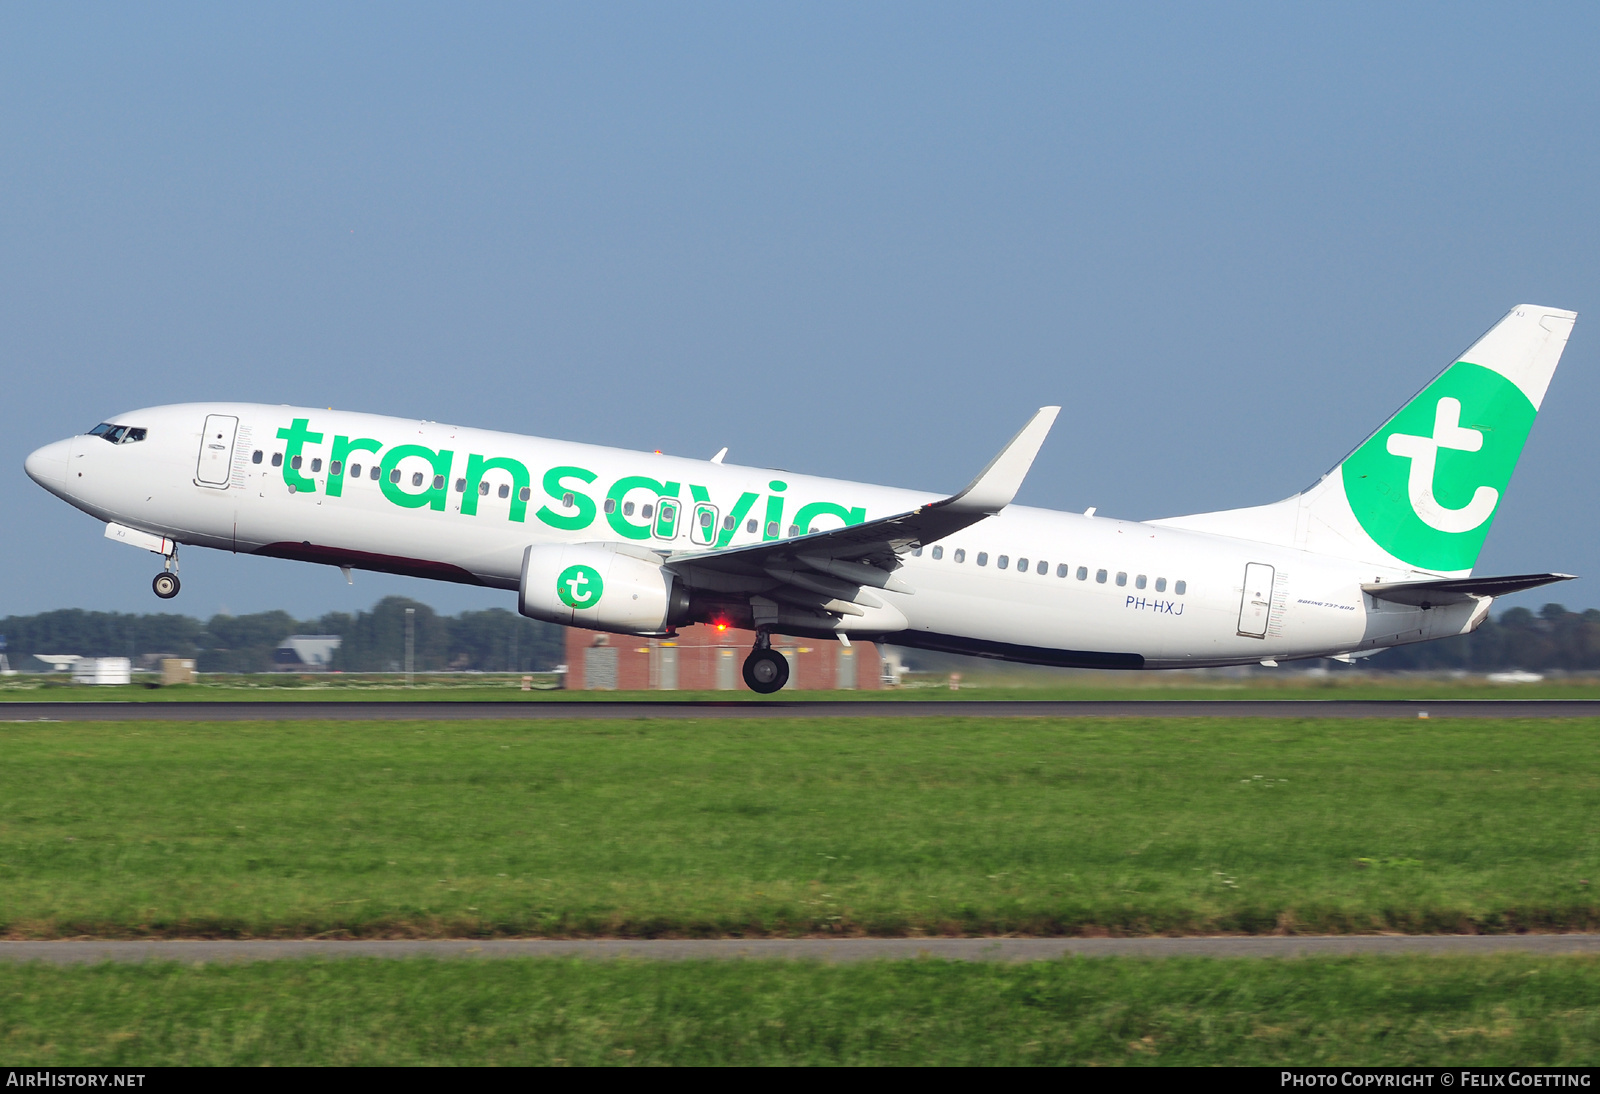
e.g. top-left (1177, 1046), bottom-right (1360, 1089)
top-left (0, 599), bottom-right (1593, 675)
top-left (0, 597), bottom-right (567, 674)
top-left (1368, 604), bottom-right (1600, 672)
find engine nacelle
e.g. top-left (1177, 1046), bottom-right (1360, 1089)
top-left (519, 543), bottom-right (688, 635)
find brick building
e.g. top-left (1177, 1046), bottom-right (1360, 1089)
top-left (564, 624), bottom-right (881, 691)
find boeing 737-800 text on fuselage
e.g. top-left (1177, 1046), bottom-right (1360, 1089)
top-left (24, 305), bottom-right (1578, 692)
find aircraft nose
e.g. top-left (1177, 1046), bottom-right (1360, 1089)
top-left (24, 438), bottom-right (72, 490)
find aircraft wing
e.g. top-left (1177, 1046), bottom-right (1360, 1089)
top-left (661, 407), bottom-right (1059, 625)
top-left (1362, 572), bottom-right (1575, 608)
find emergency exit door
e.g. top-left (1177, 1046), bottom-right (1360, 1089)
top-left (1237, 563), bottom-right (1275, 638)
top-left (195, 414), bottom-right (238, 488)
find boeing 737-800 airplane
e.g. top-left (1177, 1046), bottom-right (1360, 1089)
top-left (24, 304), bottom-right (1578, 692)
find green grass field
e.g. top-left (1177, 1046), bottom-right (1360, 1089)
top-left (2, 716), bottom-right (1597, 938)
top-left (4, 669), bottom-right (1600, 701)
top-left (4, 955), bottom-right (1598, 1065)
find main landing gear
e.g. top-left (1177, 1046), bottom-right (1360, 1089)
top-left (152, 547), bottom-right (181, 600)
top-left (742, 630), bottom-right (789, 694)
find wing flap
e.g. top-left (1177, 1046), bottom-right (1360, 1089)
top-left (663, 407), bottom-right (1059, 629)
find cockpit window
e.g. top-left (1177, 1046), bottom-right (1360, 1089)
top-left (86, 423), bottom-right (147, 444)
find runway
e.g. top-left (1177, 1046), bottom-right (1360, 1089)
top-left (1, 698), bottom-right (1599, 720)
top-left (4, 935), bottom-right (1599, 963)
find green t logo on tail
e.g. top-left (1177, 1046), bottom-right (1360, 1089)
top-left (1341, 362), bottom-right (1536, 572)
top-left (556, 564), bottom-right (604, 609)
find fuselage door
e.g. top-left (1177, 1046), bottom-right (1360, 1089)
top-left (1237, 562), bottom-right (1275, 638)
top-left (195, 414), bottom-right (239, 488)
top-left (690, 503), bottom-right (719, 546)
top-left (653, 497), bottom-right (680, 540)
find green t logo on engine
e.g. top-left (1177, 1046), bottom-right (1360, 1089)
top-left (556, 564), bottom-right (604, 609)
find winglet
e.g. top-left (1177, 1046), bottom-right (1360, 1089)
top-left (939, 407), bottom-right (1060, 515)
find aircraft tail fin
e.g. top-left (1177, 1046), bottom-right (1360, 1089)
top-left (1151, 305), bottom-right (1576, 575)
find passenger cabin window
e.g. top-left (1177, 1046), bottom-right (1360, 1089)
top-left (605, 499), bottom-right (618, 514)
top-left (1016, 557), bottom-right (1027, 572)
top-left (310, 458), bottom-right (322, 474)
top-left (291, 455), bottom-right (303, 470)
top-left (479, 481), bottom-right (491, 496)
top-left (789, 525), bottom-right (800, 537)
top-left (349, 463), bottom-right (361, 478)
top-left (563, 492), bottom-right (575, 508)
top-left (1135, 574), bottom-right (1146, 589)
top-left (433, 475), bottom-right (446, 490)
top-left (455, 478), bottom-right (466, 492)
top-left (722, 515), bottom-right (735, 530)
top-left (411, 472), bottom-right (424, 487)
top-left (624, 501), bottom-right (635, 516)
top-left (954, 549), bottom-right (966, 563)
top-left (271, 452), bottom-right (283, 467)
top-left (766, 521), bottom-right (779, 537)
top-left (497, 483), bottom-right (509, 499)
top-left (746, 519), bottom-right (758, 533)
top-left (913, 547), bottom-right (923, 557)
top-left (390, 470), bottom-right (402, 484)
top-left (252, 450), bottom-right (263, 465)
top-left (1077, 566), bottom-right (1088, 580)
top-left (519, 487), bottom-right (532, 501)
top-left (1057, 563), bottom-right (1068, 578)
top-left (1116, 572), bottom-right (1127, 587)
top-left (932, 546), bottom-right (943, 560)
top-left (370, 466), bottom-right (380, 480)
top-left (1155, 577), bottom-right (1167, 592)
top-left (641, 503), bottom-right (654, 520)
top-left (976, 552), bottom-right (988, 567)
top-left (997, 555), bottom-right (1009, 570)
top-left (1037, 560), bottom-right (1048, 575)
top-left (1175, 580), bottom-right (1187, 595)
top-left (1096, 569), bottom-right (1107, 583)
top-left (330, 460), bottom-right (342, 476)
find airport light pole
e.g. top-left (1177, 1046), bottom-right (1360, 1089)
top-left (405, 607), bottom-right (414, 687)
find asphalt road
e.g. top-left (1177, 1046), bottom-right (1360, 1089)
top-left (1, 699), bottom-right (1599, 720)
top-left (3, 936), bottom-right (1599, 963)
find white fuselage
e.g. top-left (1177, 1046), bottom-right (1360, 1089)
top-left (25, 402), bottom-right (1483, 668)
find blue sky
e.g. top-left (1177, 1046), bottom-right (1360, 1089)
top-left (4, 3), bottom-right (1598, 621)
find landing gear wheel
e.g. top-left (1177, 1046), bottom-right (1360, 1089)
top-left (152, 572), bottom-right (181, 599)
top-left (743, 648), bottom-right (789, 694)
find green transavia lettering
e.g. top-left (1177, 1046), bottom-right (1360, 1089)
top-left (272, 419), bottom-right (867, 544)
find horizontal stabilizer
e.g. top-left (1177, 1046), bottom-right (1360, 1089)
top-left (1362, 572), bottom-right (1575, 608)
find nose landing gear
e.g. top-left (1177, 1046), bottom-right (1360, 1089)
top-left (741, 630), bottom-right (789, 694)
top-left (152, 546), bottom-right (181, 600)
